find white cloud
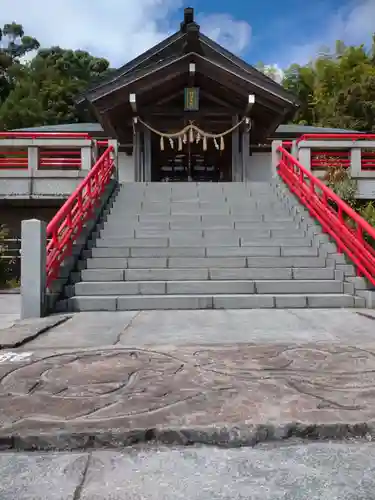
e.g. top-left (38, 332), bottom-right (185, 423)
top-left (197, 13), bottom-right (251, 55)
top-left (284, 0), bottom-right (375, 66)
top-left (262, 64), bottom-right (284, 83)
top-left (0, 1), bottom-right (252, 66)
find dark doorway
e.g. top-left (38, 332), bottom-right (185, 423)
top-left (151, 134), bottom-right (232, 182)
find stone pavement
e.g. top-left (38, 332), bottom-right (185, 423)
top-left (0, 309), bottom-right (375, 449)
top-left (0, 293), bottom-right (20, 330)
top-left (2, 443), bottom-right (375, 499)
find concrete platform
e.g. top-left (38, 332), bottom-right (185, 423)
top-left (0, 309), bottom-right (375, 450)
top-left (2, 443), bottom-right (375, 499)
top-left (0, 293), bottom-right (20, 329)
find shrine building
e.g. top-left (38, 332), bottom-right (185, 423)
top-left (75, 7), bottom-right (300, 183)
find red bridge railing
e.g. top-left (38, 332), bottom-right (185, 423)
top-left (277, 146), bottom-right (375, 285)
top-left (0, 132), bottom-right (91, 139)
top-left (311, 150), bottom-right (351, 170)
top-left (46, 144), bottom-right (114, 288)
top-left (0, 132), bottom-right (92, 170)
top-left (292, 134), bottom-right (375, 172)
top-left (297, 133), bottom-right (375, 143)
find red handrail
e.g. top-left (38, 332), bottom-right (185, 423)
top-left (297, 133), bottom-right (375, 143)
top-left (46, 145), bottom-right (115, 288)
top-left (0, 132), bottom-right (91, 139)
top-left (277, 146), bottom-right (375, 285)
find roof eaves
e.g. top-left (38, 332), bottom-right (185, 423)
top-left (77, 31), bottom-right (185, 104)
top-left (199, 33), bottom-right (298, 105)
top-left (89, 52), bottom-right (191, 103)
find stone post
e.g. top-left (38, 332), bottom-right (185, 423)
top-left (81, 146), bottom-right (92, 172)
top-left (297, 147), bottom-right (311, 170)
top-left (271, 140), bottom-right (283, 177)
top-left (21, 219), bottom-right (47, 319)
top-left (27, 146), bottom-right (39, 197)
top-left (27, 146), bottom-right (39, 173)
top-left (291, 140), bottom-right (298, 158)
top-left (350, 148), bottom-right (361, 178)
top-left (91, 141), bottom-right (99, 166)
top-left (108, 139), bottom-right (119, 181)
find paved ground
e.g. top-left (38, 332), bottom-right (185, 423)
top-left (0, 308), bottom-right (374, 448)
top-left (1, 443), bottom-right (375, 499)
top-left (21, 308), bottom-right (375, 349)
top-left (0, 294), bottom-right (20, 329)
top-left (1, 303), bottom-right (375, 495)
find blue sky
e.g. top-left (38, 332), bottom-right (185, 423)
top-left (1, 0), bottom-right (374, 69)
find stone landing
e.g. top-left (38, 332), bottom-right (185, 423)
top-left (0, 307), bottom-right (375, 450)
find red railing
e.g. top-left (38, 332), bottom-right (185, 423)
top-left (282, 141), bottom-right (292, 152)
top-left (0, 148), bottom-right (83, 169)
top-left (277, 146), bottom-right (375, 285)
top-left (295, 134), bottom-right (375, 171)
top-left (0, 132), bottom-right (91, 139)
top-left (361, 150), bottom-right (375, 171)
top-left (39, 149), bottom-right (82, 170)
top-left (0, 132), bottom-right (92, 170)
top-left (0, 149), bottom-right (28, 169)
top-left (311, 150), bottom-right (351, 170)
top-left (297, 133), bottom-right (375, 143)
top-left (46, 145), bottom-right (115, 288)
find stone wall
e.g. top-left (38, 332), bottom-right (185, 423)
top-left (0, 200), bottom-right (63, 282)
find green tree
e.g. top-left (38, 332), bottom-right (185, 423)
top-left (0, 47), bottom-right (111, 129)
top-left (0, 22), bottom-right (39, 104)
top-left (281, 36), bottom-right (375, 132)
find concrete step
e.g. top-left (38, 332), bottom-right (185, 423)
top-left (108, 213), bottom-right (293, 224)
top-left (96, 232), bottom-right (309, 248)
top-left (102, 220), bottom-right (302, 231)
top-left (73, 280), bottom-right (256, 295)
top-left (86, 257), bottom-right (247, 269)
top-left (246, 256), bottom-right (328, 268)
top-left (85, 255), bottom-right (329, 269)
top-left (80, 267), bottom-right (336, 282)
top-left (91, 247), bottom-right (206, 258)
top-left (99, 227), bottom-right (308, 241)
top-left (61, 293), bottom-right (358, 312)
top-left (73, 279), bottom-right (343, 296)
top-left (90, 245), bottom-right (316, 258)
top-left (206, 247), bottom-right (318, 257)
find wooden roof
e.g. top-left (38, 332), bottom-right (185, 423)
top-left (78, 8), bottom-right (299, 142)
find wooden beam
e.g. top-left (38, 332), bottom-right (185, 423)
top-left (152, 90), bottom-right (184, 107)
top-left (129, 93), bottom-right (137, 113)
top-left (245, 94), bottom-right (255, 115)
top-left (198, 73), bottom-right (284, 114)
top-left (263, 108), bottom-right (290, 140)
top-left (188, 62), bottom-right (195, 87)
top-left (94, 64), bottom-right (187, 113)
top-left (100, 112), bottom-right (120, 140)
top-left (197, 62), bottom-right (286, 113)
top-left (146, 110), bottom-right (234, 117)
top-left (199, 90), bottom-right (236, 110)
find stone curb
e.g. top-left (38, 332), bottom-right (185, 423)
top-left (0, 315), bottom-right (70, 349)
top-left (1, 422), bottom-right (374, 451)
top-left (0, 289), bottom-right (20, 295)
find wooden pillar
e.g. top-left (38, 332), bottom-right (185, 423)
top-left (231, 115), bottom-right (241, 182)
top-left (241, 128), bottom-right (250, 182)
top-left (144, 127), bottom-right (152, 182)
top-left (139, 132), bottom-right (145, 182)
top-left (134, 129), bottom-right (141, 182)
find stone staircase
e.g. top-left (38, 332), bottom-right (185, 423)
top-left (59, 181), bottom-right (367, 311)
